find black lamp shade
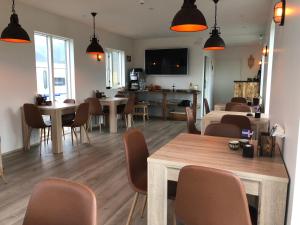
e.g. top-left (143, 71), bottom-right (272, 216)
top-left (86, 37), bottom-right (104, 55)
top-left (171, 0), bottom-right (208, 32)
top-left (203, 28), bottom-right (225, 51)
top-left (0, 13), bottom-right (31, 43)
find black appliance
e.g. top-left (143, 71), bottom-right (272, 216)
top-left (128, 68), bottom-right (145, 91)
top-left (145, 48), bottom-right (188, 75)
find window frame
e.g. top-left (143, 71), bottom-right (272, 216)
top-left (105, 48), bottom-right (125, 89)
top-left (34, 31), bottom-right (75, 102)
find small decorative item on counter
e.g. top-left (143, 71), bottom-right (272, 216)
top-left (228, 140), bottom-right (240, 151)
top-left (46, 101), bottom-right (52, 106)
top-left (241, 129), bottom-right (254, 139)
top-left (239, 139), bottom-right (249, 149)
top-left (258, 132), bottom-right (275, 157)
top-left (35, 94), bottom-right (47, 106)
top-left (95, 90), bottom-right (105, 98)
top-left (243, 144), bottom-right (254, 158)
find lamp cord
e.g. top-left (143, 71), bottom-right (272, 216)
top-left (12, 0), bottom-right (16, 13)
top-left (214, 1), bottom-right (217, 28)
top-left (93, 15), bottom-right (96, 38)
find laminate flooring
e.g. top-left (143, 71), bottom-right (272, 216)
top-left (0, 119), bottom-right (186, 225)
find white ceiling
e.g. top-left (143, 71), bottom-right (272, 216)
top-left (19, 0), bottom-right (273, 46)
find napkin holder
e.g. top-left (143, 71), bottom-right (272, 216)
top-left (258, 132), bottom-right (275, 157)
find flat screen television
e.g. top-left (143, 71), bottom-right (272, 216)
top-left (145, 48), bottom-right (188, 75)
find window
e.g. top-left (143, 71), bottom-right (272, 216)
top-left (34, 32), bottom-right (75, 102)
top-left (105, 48), bottom-right (125, 89)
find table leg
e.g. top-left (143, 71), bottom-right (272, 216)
top-left (51, 110), bottom-right (63, 154)
top-left (109, 103), bottom-right (118, 133)
top-left (148, 161), bottom-right (168, 225)
top-left (258, 180), bottom-right (287, 225)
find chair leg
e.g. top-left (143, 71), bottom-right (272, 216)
top-left (141, 195), bottom-right (147, 218)
top-left (26, 127), bottom-right (32, 150)
top-left (84, 126), bottom-right (91, 144)
top-left (73, 128), bottom-right (79, 146)
top-left (39, 129), bottom-right (43, 156)
top-left (47, 127), bottom-right (50, 144)
top-left (172, 201), bottom-right (177, 225)
top-left (62, 127), bottom-right (65, 140)
top-left (126, 192), bottom-right (139, 225)
top-left (124, 114), bottom-right (128, 128)
top-left (71, 128), bottom-right (74, 146)
top-left (99, 116), bottom-right (102, 132)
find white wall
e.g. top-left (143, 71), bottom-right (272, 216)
top-left (0, 0), bottom-right (134, 153)
top-left (133, 36), bottom-right (213, 90)
top-left (213, 45), bottom-right (261, 105)
top-left (267, 1), bottom-right (300, 224)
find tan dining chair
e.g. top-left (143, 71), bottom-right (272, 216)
top-left (63, 102), bottom-right (91, 146)
top-left (175, 165), bottom-right (253, 225)
top-left (185, 107), bottom-right (201, 135)
top-left (221, 114), bottom-right (251, 131)
top-left (122, 128), bottom-right (177, 225)
top-left (203, 98), bottom-right (210, 114)
top-left (204, 123), bottom-right (241, 138)
top-left (231, 97), bottom-right (247, 104)
top-left (22, 178), bottom-right (97, 225)
top-left (85, 97), bottom-right (106, 132)
top-left (23, 103), bottom-right (51, 155)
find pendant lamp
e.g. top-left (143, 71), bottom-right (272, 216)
top-left (0, 0), bottom-right (31, 43)
top-left (171, 0), bottom-right (208, 32)
top-left (273, 0), bottom-right (286, 26)
top-left (203, 0), bottom-right (225, 51)
top-left (86, 12), bottom-right (104, 59)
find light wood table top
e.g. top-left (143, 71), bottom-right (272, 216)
top-left (150, 133), bottom-right (288, 182)
top-left (37, 103), bottom-right (78, 111)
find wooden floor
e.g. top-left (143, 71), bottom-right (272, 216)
top-left (0, 119), bottom-right (186, 225)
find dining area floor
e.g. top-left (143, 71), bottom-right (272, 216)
top-left (0, 120), bottom-right (186, 225)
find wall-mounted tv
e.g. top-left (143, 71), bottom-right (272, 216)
top-left (145, 48), bottom-right (188, 75)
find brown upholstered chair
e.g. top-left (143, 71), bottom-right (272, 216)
top-left (23, 104), bottom-right (51, 154)
top-left (62, 99), bottom-right (76, 138)
top-left (231, 97), bottom-right (247, 104)
top-left (22, 178), bottom-right (97, 225)
top-left (63, 102), bottom-right (90, 146)
top-left (175, 166), bottom-right (252, 225)
top-left (122, 94), bottom-right (136, 128)
top-left (225, 102), bottom-right (251, 112)
top-left (203, 98), bottom-right (210, 114)
top-left (185, 107), bottom-right (201, 135)
top-left (122, 128), bottom-right (176, 225)
top-left (221, 115), bottom-right (251, 131)
top-left (85, 97), bottom-right (106, 132)
top-left (204, 123), bottom-right (241, 138)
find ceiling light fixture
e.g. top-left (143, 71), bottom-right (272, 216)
top-left (273, 0), bottom-right (286, 26)
top-left (170, 0), bottom-right (208, 32)
top-left (0, 0), bottom-right (31, 43)
top-left (203, 0), bottom-right (225, 51)
top-left (86, 12), bottom-right (105, 59)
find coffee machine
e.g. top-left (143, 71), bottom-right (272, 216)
top-left (128, 68), bottom-right (145, 91)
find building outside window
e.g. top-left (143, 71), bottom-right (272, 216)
top-left (34, 32), bottom-right (75, 102)
top-left (105, 48), bottom-right (125, 89)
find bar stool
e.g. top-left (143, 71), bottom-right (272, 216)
top-left (133, 102), bottom-right (150, 122)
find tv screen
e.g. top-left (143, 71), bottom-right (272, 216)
top-left (145, 48), bottom-right (188, 75)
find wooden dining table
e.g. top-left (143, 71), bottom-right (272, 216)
top-left (99, 97), bottom-right (130, 133)
top-left (148, 133), bottom-right (289, 225)
top-left (202, 110), bottom-right (270, 138)
top-left (22, 103), bottom-right (80, 154)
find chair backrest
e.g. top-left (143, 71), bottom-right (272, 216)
top-left (123, 128), bottom-right (149, 194)
top-left (73, 103), bottom-right (90, 126)
top-left (85, 97), bottom-right (103, 115)
top-left (225, 102), bottom-right (250, 112)
top-left (221, 115), bottom-right (251, 131)
top-left (231, 97), bottom-right (247, 104)
top-left (124, 94), bottom-right (136, 115)
top-left (185, 107), bottom-right (199, 134)
top-left (64, 99), bottom-right (76, 104)
top-left (204, 123), bottom-right (241, 138)
top-left (23, 104), bottom-right (46, 129)
top-left (22, 178), bottom-right (97, 225)
top-left (175, 166), bottom-right (252, 225)
top-left (203, 98), bottom-right (210, 114)
top-left (115, 92), bottom-right (126, 98)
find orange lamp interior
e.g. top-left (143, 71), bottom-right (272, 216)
top-left (203, 46), bottom-right (225, 51)
top-left (171, 24), bottom-right (208, 32)
top-left (274, 2), bottom-right (284, 24)
top-left (0, 38), bottom-right (31, 43)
